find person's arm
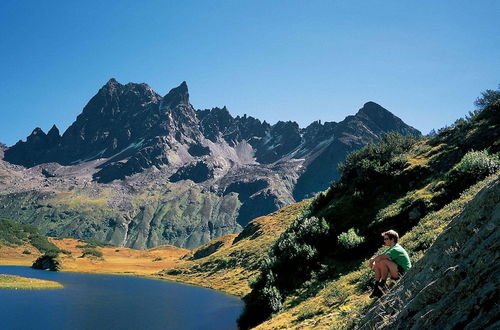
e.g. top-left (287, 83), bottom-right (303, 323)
top-left (368, 253), bottom-right (391, 268)
top-left (374, 254), bottom-right (391, 262)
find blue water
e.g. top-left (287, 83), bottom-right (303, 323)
top-left (0, 266), bottom-right (243, 330)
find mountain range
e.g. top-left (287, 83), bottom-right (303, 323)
top-left (0, 79), bottom-right (419, 248)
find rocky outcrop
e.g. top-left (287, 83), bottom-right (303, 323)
top-left (358, 178), bottom-right (500, 329)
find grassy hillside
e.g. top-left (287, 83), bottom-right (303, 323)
top-left (253, 174), bottom-right (498, 329)
top-left (158, 200), bottom-right (310, 296)
top-left (238, 87), bottom-right (499, 328)
top-left (0, 180), bottom-right (242, 250)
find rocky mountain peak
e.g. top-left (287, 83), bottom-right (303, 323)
top-left (105, 77), bottom-right (120, 86)
top-left (160, 81), bottom-right (190, 110)
top-left (47, 125), bottom-right (60, 138)
top-left (354, 101), bottom-right (419, 136)
top-left (31, 127), bottom-right (46, 136)
top-left (356, 101), bottom-right (389, 116)
top-left (100, 78), bottom-right (122, 94)
top-left (27, 128), bottom-right (46, 142)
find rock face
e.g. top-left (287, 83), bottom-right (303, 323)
top-left (358, 178), bottom-right (500, 329)
top-left (1, 79), bottom-right (420, 249)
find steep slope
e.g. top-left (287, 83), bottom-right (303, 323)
top-left (253, 175), bottom-right (498, 329)
top-left (237, 89), bottom-right (499, 328)
top-left (358, 177), bottom-right (499, 329)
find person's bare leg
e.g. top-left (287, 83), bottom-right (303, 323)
top-left (379, 259), bottom-right (399, 280)
top-left (373, 264), bottom-right (381, 281)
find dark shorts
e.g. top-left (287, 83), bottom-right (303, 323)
top-left (397, 264), bottom-right (406, 275)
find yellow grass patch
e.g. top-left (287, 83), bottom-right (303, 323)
top-left (49, 238), bottom-right (189, 276)
top-left (0, 274), bottom-right (63, 290)
top-left (405, 142), bottom-right (446, 171)
top-left (0, 243), bottom-right (42, 266)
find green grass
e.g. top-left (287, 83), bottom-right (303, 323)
top-left (0, 274), bottom-right (63, 290)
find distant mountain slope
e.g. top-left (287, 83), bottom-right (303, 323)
top-left (0, 79), bottom-right (419, 249)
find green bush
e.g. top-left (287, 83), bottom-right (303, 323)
top-left (445, 150), bottom-right (499, 198)
top-left (32, 253), bottom-right (61, 271)
top-left (337, 228), bottom-right (365, 249)
top-left (338, 132), bottom-right (420, 179)
top-left (81, 248), bottom-right (103, 258)
top-left (454, 150), bottom-right (499, 179)
top-left (238, 216), bottom-right (330, 329)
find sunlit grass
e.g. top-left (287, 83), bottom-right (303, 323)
top-left (0, 274), bottom-right (63, 290)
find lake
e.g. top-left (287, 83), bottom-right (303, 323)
top-left (0, 266), bottom-right (243, 330)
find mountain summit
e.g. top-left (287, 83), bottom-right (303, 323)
top-left (1, 79), bottom-right (420, 249)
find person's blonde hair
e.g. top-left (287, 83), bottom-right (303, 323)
top-left (382, 230), bottom-right (399, 243)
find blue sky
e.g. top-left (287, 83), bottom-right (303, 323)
top-left (1, 1), bottom-right (499, 146)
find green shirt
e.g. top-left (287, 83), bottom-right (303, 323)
top-left (384, 243), bottom-right (411, 271)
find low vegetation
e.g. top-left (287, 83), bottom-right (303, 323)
top-left (32, 253), bottom-right (61, 271)
top-left (0, 274), bottom-right (63, 290)
top-left (0, 218), bottom-right (60, 254)
top-left (81, 248), bottom-right (104, 259)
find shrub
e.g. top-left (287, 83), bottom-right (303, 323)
top-left (270, 216), bottom-right (330, 292)
top-left (29, 234), bottom-right (60, 254)
top-left (81, 248), bottom-right (103, 258)
top-left (76, 239), bottom-right (110, 249)
top-left (22, 249), bottom-right (32, 255)
top-left (338, 132), bottom-right (421, 179)
top-left (445, 150), bottom-right (499, 197)
top-left (238, 216), bottom-right (330, 329)
top-left (32, 253), bottom-right (61, 271)
top-left (454, 150), bottom-right (499, 179)
top-left (262, 284), bottom-right (282, 312)
top-left (338, 228), bottom-right (365, 249)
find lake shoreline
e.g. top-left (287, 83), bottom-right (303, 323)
top-left (0, 265), bottom-right (243, 330)
top-left (0, 259), bottom-right (242, 298)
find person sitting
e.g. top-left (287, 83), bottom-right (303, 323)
top-left (368, 229), bottom-right (411, 297)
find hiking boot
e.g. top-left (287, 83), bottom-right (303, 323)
top-left (377, 279), bottom-right (387, 289)
top-left (370, 285), bottom-right (383, 298)
top-left (370, 280), bottom-right (387, 298)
